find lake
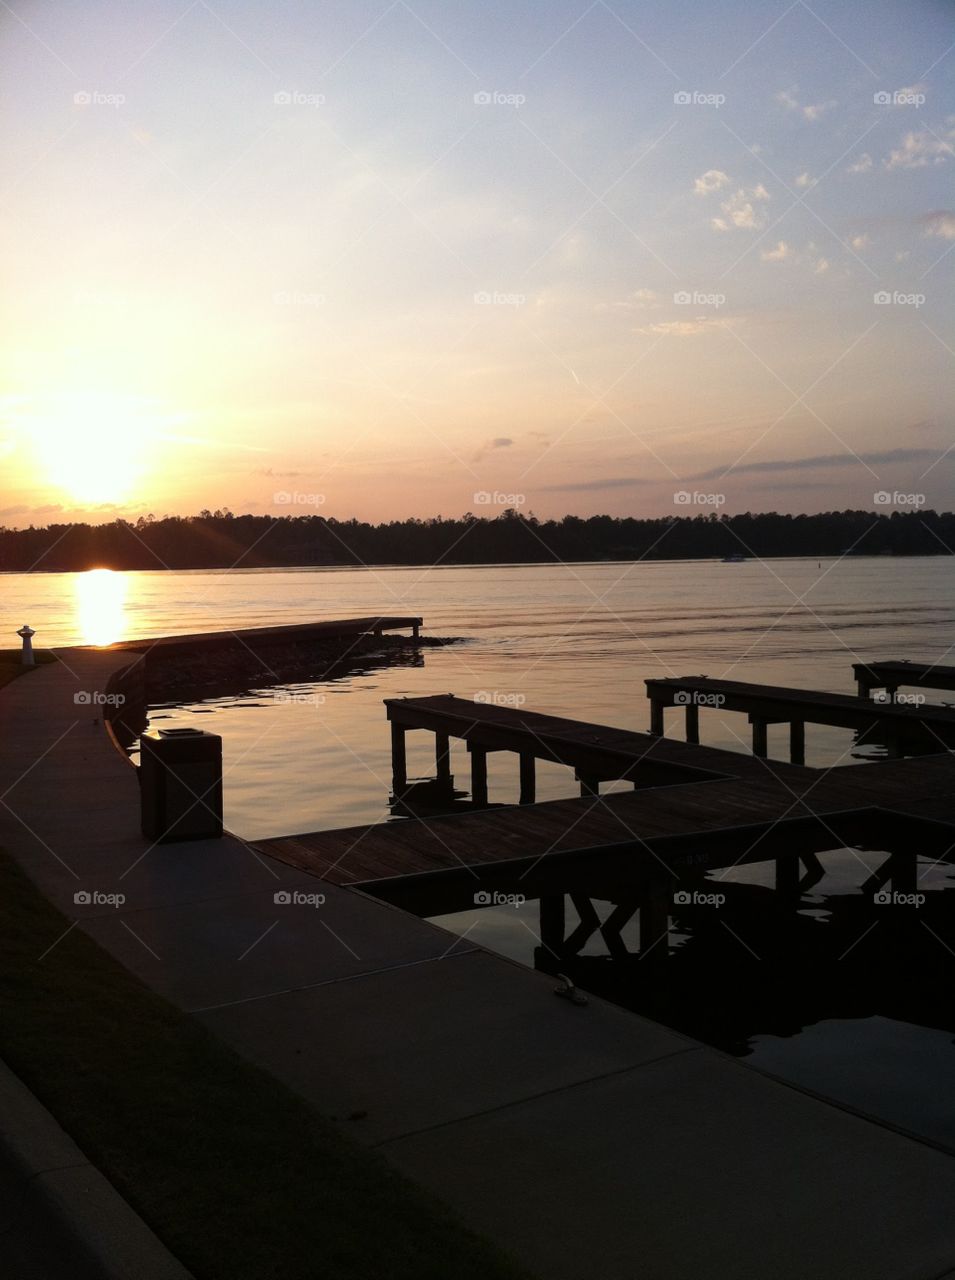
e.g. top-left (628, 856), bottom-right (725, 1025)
top-left (5, 556), bottom-right (955, 1144)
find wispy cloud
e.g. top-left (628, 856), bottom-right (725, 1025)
top-left (922, 210), bottom-right (955, 240)
top-left (884, 127), bottom-right (955, 169)
top-left (538, 476), bottom-right (650, 492)
top-left (693, 169), bottom-right (730, 196)
top-left (712, 184), bottom-right (770, 232)
top-left (635, 318), bottom-right (728, 337)
top-left (776, 88), bottom-right (837, 121)
top-left (761, 240), bottom-right (790, 262)
top-left (690, 446), bottom-right (948, 481)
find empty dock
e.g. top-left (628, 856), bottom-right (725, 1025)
top-left (111, 615), bottom-right (423, 653)
top-left (258, 693), bottom-right (955, 918)
top-left (645, 674), bottom-right (955, 760)
top-left (384, 692), bottom-right (810, 804)
top-left (853, 659), bottom-right (955, 699)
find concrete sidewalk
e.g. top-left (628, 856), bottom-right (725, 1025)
top-left (3, 648), bottom-right (955, 1279)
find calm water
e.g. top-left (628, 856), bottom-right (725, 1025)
top-left (5, 557), bottom-right (955, 1143)
top-left (6, 557), bottom-right (954, 836)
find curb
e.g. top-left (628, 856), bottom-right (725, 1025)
top-left (0, 1058), bottom-right (193, 1280)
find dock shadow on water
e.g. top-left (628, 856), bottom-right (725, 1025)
top-left (110, 633), bottom-right (456, 755)
top-left (428, 846), bottom-right (955, 1150)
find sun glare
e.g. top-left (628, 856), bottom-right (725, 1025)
top-left (32, 393), bottom-right (149, 505)
top-left (75, 568), bottom-right (128, 646)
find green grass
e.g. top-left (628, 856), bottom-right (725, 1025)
top-left (0, 648), bottom-right (57, 690)
top-left (0, 850), bottom-right (534, 1280)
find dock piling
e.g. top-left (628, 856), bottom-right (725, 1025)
top-left (519, 752), bottom-right (536, 805)
top-left (470, 745), bottom-right (489, 808)
top-left (391, 722), bottom-right (407, 794)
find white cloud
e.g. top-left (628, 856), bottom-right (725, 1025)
top-left (849, 234), bottom-right (870, 250)
top-left (922, 210), bottom-right (955, 240)
top-left (885, 129), bottom-right (955, 169)
top-left (895, 250), bottom-right (910, 261)
top-left (694, 169), bottom-right (730, 196)
top-left (795, 172), bottom-right (814, 188)
top-left (847, 153), bottom-right (873, 174)
top-left (802, 101), bottom-right (836, 122)
top-left (814, 258), bottom-right (830, 274)
top-left (596, 288), bottom-right (658, 313)
top-left (716, 184), bottom-right (770, 231)
top-left (776, 88), bottom-right (836, 121)
top-left (761, 240), bottom-right (790, 262)
top-left (636, 318), bottom-right (726, 337)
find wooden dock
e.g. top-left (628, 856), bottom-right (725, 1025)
top-left (384, 693), bottom-right (809, 804)
top-left (257, 690), bottom-right (955, 921)
top-left (111, 615), bottom-right (423, 653)
top-left (853, 660), bottom-right (955, 699)
top-left (644, 674), bottom-right (955, 760)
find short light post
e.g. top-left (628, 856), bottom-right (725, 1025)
top-left (16, 625), bottom-right (36, 667)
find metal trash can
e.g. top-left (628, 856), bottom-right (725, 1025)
top-left (140, 728), bottom-right (223, 842)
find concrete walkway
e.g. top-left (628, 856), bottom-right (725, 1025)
top-left (3, 648), bottom-right (955, 1279)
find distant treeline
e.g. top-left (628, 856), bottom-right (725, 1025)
top-left (1, 508), bottom-right (952, 572)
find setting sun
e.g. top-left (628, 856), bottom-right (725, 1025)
top-left (31, 393), bottom-right (150, 505)
top-left (75, 567), bottom-right (127, 646)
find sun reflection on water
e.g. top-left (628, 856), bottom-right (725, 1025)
top-left (75, 568), bottom-right (127, 646)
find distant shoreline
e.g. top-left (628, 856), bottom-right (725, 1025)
top-left (1, 508), bottom-right (952, 572)
top-left (3, 549), bottom-right (954, 577)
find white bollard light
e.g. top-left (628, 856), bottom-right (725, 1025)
top-left (17, 625), bottom-right (36, 666)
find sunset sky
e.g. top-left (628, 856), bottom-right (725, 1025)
top-left (1, 0), bottom-right (953, 524)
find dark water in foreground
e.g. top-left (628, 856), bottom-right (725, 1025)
top-left (6, 557), bottom-right (955, 1144)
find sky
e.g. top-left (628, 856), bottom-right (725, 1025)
top-left (1, 0), bottom-right (953, 526)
